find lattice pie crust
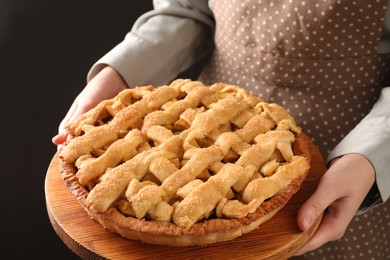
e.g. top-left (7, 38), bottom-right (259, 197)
top-left (59, 79), bottom-right (311, 246)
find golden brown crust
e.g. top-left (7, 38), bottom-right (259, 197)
top-left (59, 79), bottom-right (311, 246)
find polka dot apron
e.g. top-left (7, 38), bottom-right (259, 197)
top-left (199, 0), bottom-right (390, 259)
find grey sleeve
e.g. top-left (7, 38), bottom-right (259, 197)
top-left (327, 87), bottom-right (390, 213)
top-left (87, 0), bottom-right (215, 86)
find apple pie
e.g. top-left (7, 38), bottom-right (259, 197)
top-left (59, 79), bottom-right (311, 246)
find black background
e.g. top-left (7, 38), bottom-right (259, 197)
top-left (0, 1), bottom-right (157, 258)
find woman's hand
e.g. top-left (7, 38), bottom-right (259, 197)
top-left (52, 66), bottom-right (128, 145)
top-left (295, 153), bottom-right (375, 255)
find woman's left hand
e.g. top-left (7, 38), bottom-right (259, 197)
top-left (294, 153), bottom-right (375, 255)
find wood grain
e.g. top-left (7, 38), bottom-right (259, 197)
top-left (45, 136), bottom-right (326, 260)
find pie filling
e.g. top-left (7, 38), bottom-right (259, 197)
top-left (59, 79), bottom-right (310, 244)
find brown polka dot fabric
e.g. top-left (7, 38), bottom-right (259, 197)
top-left (199, 0), bottom-right (390, 258)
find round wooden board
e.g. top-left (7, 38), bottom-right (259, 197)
top-left (45, 136), bottom-right (326, 260)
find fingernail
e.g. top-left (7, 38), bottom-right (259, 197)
top-left (302, 215), bottom-right (312, 231)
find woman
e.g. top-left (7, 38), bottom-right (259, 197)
top-left (53, 1), bottom-right (390, 258)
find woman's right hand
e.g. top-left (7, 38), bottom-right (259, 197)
top-left (52, 66), bottom-right (128, 146)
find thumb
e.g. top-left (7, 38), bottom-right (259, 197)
top-left (52, 130), bottom-right (68, 145)
top-left (297, 178), bottom-right (335, 231)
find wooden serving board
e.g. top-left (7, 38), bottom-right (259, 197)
top-left (45, 137), bottom-right (326, 260)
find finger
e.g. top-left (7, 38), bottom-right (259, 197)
top-left (295, 199), bottom-right (356, 255)
top-left (53, 99), bottom-right (95, 145)
top-left (296, 175), bottom-right (339, 232)
top-left (52, 99), bottom-right (79, 144)
top-left (52, 109), bottom-right (77, 146)
top-left (59, 100), bottom-right (79, 132)
top-left (51, 132), bottom-right (67, 145)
